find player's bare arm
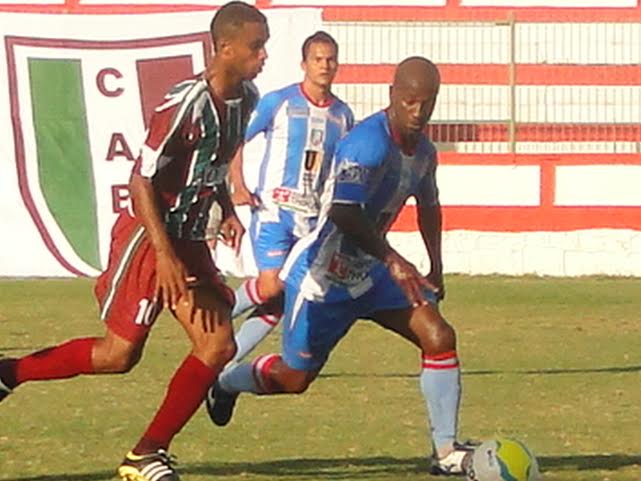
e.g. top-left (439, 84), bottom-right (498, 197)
top-left (328, 203), bottom-right (434, 306)
top-left (229, 145), bottom-right (260, 207)
top-left (129, 172), bottom-right (189, 309)
top-left (417, 200), bottom-right (444, 300)
top-left (217, 180), bottom-right (245, 254)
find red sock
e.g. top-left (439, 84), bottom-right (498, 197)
top-left (134, 355), bottom-right (218, 454)
top-left (12, 338), bottom-right (96, 387)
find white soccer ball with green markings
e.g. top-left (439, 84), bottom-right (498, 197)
top-left (466, 438), bottom-right (541, 481)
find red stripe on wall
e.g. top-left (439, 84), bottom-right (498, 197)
top-left (437, 153), bottom-right (641, 166)
top-left (2, 1), bottom-right (641, 19)
top-left (392, 205), bottom-right (641, 232)
top-left (389, 153), bottom-right (641, 233)
top-left (322, 5), bottom-right (641, 23)
top-left (336, 64), bottom-right (641, 86)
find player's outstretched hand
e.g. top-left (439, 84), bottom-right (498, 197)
top-left (384, 250), bottom-right (436, 307)
top-left (425, 270), bottom-right (445, 302)
top-left (155, 249), bottom-right (189, 310)
top-left (219, 214), bottom-right (245, 255)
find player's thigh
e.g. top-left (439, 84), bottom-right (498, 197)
top-left (173, 285), bottom-right (235, 359)
top-left (281, 285), bottom-right (358, 372)
top-left (172, 240), bottom-right (236, 361)
top-left (369, 303), bottom-right (454, 353)
top-left (365, 267), bottom-right (451, 351)
top-left (95, 216), bottom-right (161, 345)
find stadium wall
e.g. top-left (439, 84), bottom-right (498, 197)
top-left (0, 0), bottom-right (639, 277)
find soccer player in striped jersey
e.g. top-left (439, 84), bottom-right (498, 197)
top-left (0, 3), bottom-right (268, 480)
top-left (218, 31), bottom-right (354, 365)
top-left (209, 57), bottom-right (475, 476)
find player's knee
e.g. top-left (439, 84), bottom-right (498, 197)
top-left (419, 316), bottom-right (457, 354)
top-left (93, 337), bottom-right (141, 373)
top-left (283, 375), bottom-right (312, 394)
top-left (194, 339), bottom-right (237, 370)
top-left (101, 349), bottom-right (140, 373)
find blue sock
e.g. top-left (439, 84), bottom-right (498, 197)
top-left (420, 351), bottom-right (461, 453)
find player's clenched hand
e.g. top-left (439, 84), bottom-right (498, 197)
top-left (155, 249), bottom-right (189, 310)
top-left (231, 184), bottom-right (261, 208)
top-left (219, 214), bottom-right (245, 255)
top-left (425, 270), bottom-right (445, 302)
top-left (384, 250), bottom-right (436, 307)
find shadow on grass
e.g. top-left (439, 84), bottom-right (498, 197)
top-left (5, 453), bottom-right (641, 481)
top-left (319, 364), bottom-right (641, 379)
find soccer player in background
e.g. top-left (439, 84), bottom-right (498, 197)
top-left (0, 3), bottom-right (268, 480)
top-left (208, 56), bottom-right (475, 476)
top-left (216, 31), bottom-right (353, 367)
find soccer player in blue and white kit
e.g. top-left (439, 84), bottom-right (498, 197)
top-left (219, 31), bottom-right (354, 363)
top-left (209, 57), bottom-right (475, 476)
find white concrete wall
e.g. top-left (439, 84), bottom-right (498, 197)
top-left (390, 229), bottom-right (641, 277)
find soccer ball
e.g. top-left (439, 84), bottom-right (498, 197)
top-left (466, 438), bottom-right (541, 481)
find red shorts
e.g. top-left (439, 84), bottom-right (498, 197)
top-left (94, 213), bottom-right (234, 343)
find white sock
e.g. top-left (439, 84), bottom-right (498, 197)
top-left (231, 278), bottom-right (263, 318)
top-left (420, 351), bottom-right (461, 454)
top-left (219, 354), bottom-right (281, 394)
top-left (232, 312), bottom-right (281, 363)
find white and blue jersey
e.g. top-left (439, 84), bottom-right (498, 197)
top-left (247, 83), bottom-right (353, 271)
top-left (279, 109), bottom-right (440, 371)
top-left (282, 110), bottom-right (439, 303)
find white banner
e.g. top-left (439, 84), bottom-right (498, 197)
top-left (0, 9), bottom-right (322, 277)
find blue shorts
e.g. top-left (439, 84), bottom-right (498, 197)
top-left (282, 266), bottom-right (437, 371)
top-left (250, 211), bottom-right (298, 272)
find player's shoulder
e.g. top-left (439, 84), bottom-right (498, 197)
top-left (337, 111), bottom-right (389, 165)
top-left (257, 83), bottom-right (298, 110)
top-left (155, 74), bottom-right (204, 112)
top-left (330, 94), bottom-right (355, 117)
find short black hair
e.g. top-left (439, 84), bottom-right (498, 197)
top-left (301, 31), bottom-right (338, 62)
top-left (210, 1), bottom-right (267, 51)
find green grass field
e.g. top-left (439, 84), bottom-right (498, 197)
top-left (1, 276), bottom-right (640, 481)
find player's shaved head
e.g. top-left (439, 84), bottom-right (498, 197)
top-left (210, 1), bottom-right (267, 51)
top-left (388, 56), bottom-right (440, 141)
top-left (393, 56), bottom-right (440, 93)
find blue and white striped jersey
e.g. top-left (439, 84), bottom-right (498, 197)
top-left (281, 110), bottom-right (440, 302)
top-left (247, 83), bottom-right (354, 230)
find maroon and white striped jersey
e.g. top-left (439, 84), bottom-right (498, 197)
top-left (133, 74), bottom-right (258, 240)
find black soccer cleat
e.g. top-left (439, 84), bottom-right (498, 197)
top-left (117, 449), bottom-right (180, 481)
top-left (205, 381), bottom-right (238, 427)
top-left (0, 381), bottom-right (11, 403)
top-left (0, 359), bottom-right (15, 403)
top-left (429, 440), bottom-right (477, 476)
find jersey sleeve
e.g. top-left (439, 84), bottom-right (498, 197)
top-left (244, 90), bottom-right (284, 143)
top-left (332, 129), bottom-right (386, 205)
top-left (415, 146), bottom-right (440, 207)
